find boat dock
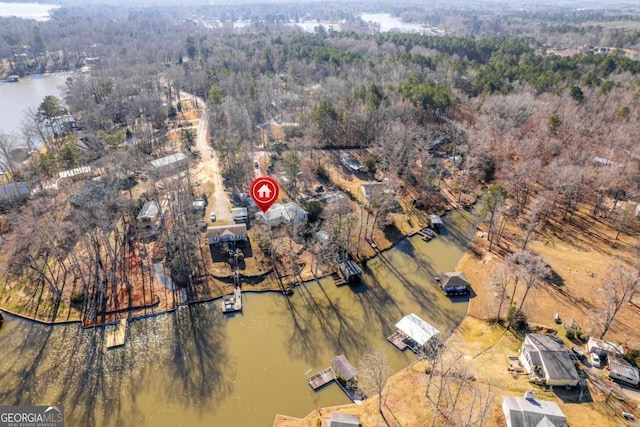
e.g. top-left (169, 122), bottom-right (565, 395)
top-left (222, 287), bottom-right (242, 313)
top-left (106, 319), bottom-right (127, 349)
top-left (417, 227), bottom-right (435, 242)
top-left (387, 330), bottom-right (408, 351)
top-left (334, 274), bottom-right (347, 287)
top-left (307, 368), bottom-right (336, 390)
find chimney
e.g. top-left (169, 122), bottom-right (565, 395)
top-left (524, 391), bottom-right (535, 400)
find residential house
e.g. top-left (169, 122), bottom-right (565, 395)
top-left (329, 412), bottom-right (360, 427)
top-left (519, 334), bottom-right (580, 387)
top-left (137, 201), bottom-right (161, 237)
top-left (360, 180), bottom-right (390, 202)
top-left (502, 392), bottom-right (568, 427)
top-left (0, 182), bottom-right (29, 203)
top-left (207, 224), bottom-right (248, 245)
top-left (255, 202), bottom-right (308, 225)
top-left (68, 182), bottom-right (106, 209)
top-left (149, 152), bottom-right (188, 175)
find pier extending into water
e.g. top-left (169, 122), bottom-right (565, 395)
top-left (105, 319), bottom-right (127, 349)
top-left (307, 368), bottom-right (336, 390)
top-left (222, 287), bottom-right (242, 313)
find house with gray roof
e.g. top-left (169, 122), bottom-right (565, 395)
top-left (437, 271), bottom-right (471, 296)
top-left (519, 334), bottom-right (579, 387)
top-left (255, 202), bottom-right (307, 225)
top-left (329, 412), bottom-right (360, 427)
top-left (0, 182), bottom-right (29, 203)
top-left (149, 152), bottom-right (188, 175)
top-left (207, 224), bottom-right (248, 245)
top-left (502, 392), bottom-right (567, 427)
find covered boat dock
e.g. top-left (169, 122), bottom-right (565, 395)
top-left (388, 313), bottom-right (440, 354)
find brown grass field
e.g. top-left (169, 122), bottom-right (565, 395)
top-left (274, 199), bottom-right (640, 427)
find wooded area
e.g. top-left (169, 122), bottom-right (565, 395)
top-left (0, 0), bottom-right (639, 339)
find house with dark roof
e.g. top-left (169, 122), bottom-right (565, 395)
top-left (502, 392), bottom-right (568, 427)
top-left (519, 334), bottom-right (580, 387)
top-left (437, 271), bottom-right (471, 296)
top-left (207, 224), bottom-right (248, 245)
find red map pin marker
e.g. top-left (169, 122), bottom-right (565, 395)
top-left (250, 176), bottom-right (280, 213)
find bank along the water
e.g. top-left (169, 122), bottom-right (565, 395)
top-left (0, 208), bottom-right (477, 427)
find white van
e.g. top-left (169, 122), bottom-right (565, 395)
top-left (591, 352), bottom-right (602, 368)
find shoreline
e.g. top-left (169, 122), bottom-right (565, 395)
top-left (0, 219), bottom-right (475, 328)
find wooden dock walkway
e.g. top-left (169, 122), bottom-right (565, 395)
top-left (106, 319), bottom-right (127, 349)
top-left (387, 330), bottom-right (408, 351)
top-left (307, 368), bottom-right (336, 390)
top-left (222, 287), bottom-right (242, 313)
top-left (335, 277), bottom-right (347, 287)
top-left (416, 228), bottom-right (435, 242)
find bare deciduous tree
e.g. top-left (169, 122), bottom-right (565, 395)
top-left (357, 348), bottom-right (393, 415)
top-left (596, 266), bottom-right (639, 338)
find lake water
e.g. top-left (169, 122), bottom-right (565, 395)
top-left (0, 73), bottom-right (69, 137)
top-left (0, 2), bottom-right (59, 21)
top-left (359, 13), bottom-right (427, 33)
top-left (0, 209), bottom-right (477, 426)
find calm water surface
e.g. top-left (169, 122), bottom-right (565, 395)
top-left (0, 209), bottom-right (477, 426)
top-left (0, 2), bottom-right (59, 21)
top-left (0, 73), bottom-right (69, 136)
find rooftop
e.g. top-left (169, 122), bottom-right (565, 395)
top-left (59, 166), bottom-right (91, 179)
top-left (438, 271), bottom-right (471, 289)
top-left (138, 201), bottom-right (160, 220)
top-left (0, 182), bottom-right (29, 201)
top-left (149, 152), bottom-right (187, 169)
top-left (503, 395), bottom-right (568, 427)
top-left (207, 224), bottom-right (248, 243)
top-left (525, 334), bottom-right (579, 382)
top-left (332, 355), bottom-right (358, 381)
top-left (255, 202), bottom-right (307, 224)
top-left (395, 313), bottom-right (439, 347)
top-left (329, 412), bottom-right (360, 427)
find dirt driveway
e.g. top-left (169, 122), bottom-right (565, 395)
top-left (187, 94), bottom-right (232, 224)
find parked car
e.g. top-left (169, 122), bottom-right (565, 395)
top-left (210, 212), bottom-right (217, 222)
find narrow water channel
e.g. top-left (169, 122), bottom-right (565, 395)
top-left (0, 209), bottom-right (477, 426)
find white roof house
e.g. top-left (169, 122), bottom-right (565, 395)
top-left (502, 393), bottom-right (568, 427)
top-left (255, 202), bottom-right (308, 224)
top-left (59, 166), bottom-right (92, 180)
top-left (149, 152), bottom-right (188, 174)
top-left (395, 313), bottom-right (439, 347)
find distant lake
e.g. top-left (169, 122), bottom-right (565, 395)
top-left (359, 13), bottom-right (428, 33)
top-left (0, 2), bottom-right (60, 21)
top-left (0, 73), bottom-right (69, 137)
